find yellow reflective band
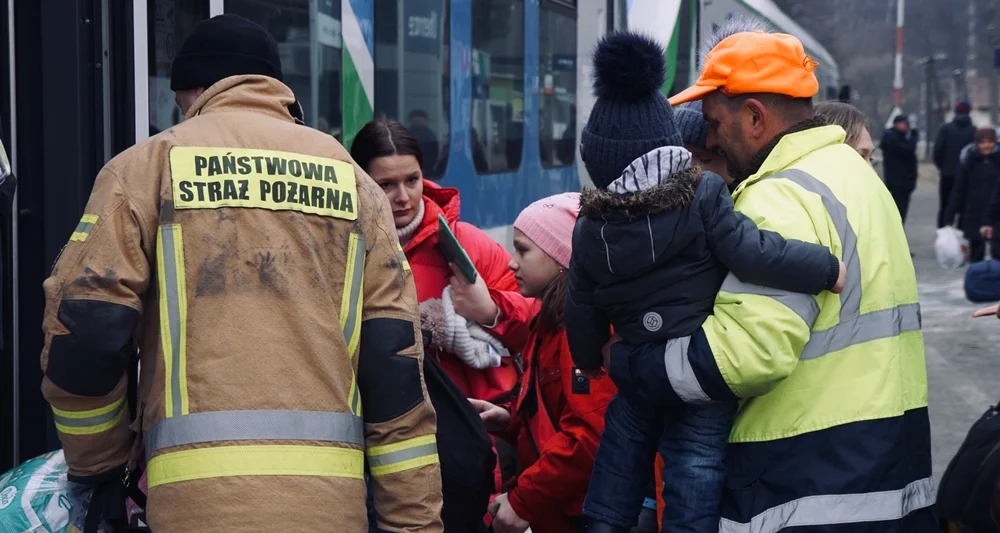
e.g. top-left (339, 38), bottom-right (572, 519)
top-left (168, 146), bottom-right (358, 221)
top-left (146, 444), bottom-right (365, 488)
top-left (157, 224), bottom-right (189, 418)
top-left (339, 233), bottom-right (365, 357)
top-left (367, 434), bottom-right (439, 477)
top-left (69, 214), bottom-right (100, 242)
top-left (395, 241), bottom-right (410, 272)
top-left (52, 396), bottom-right (126, 436)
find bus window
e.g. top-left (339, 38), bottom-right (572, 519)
top-left (148, 0), bottom-right (208, 137)
top-left (539, 0), bottom-right (577, 168)
top-left (226, 0), bottom-right (344, 141)
top-left (471, 0), bottom-right (525, 175)
top-left (373, 0), bottom-right (450, 180)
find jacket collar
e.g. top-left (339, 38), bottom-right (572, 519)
top-left (184, 75), bottom-right (298, 123)
top-left (734, 121), bottom-right (845, 199)
top-left (402, 183), bottom-right (463, 253)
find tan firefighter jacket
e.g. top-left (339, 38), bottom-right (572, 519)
top-left (39, 75), bottom-right (444, 533)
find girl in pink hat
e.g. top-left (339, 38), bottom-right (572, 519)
top-left (471, 192), bottom-right (617, 533)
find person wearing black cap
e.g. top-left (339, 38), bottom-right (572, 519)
top-left (880, 114), bottom-right (920, 223)
top-left (934, 100), bottom-right (978, 227)
top-left (38, 14), bottom-right (444, 533)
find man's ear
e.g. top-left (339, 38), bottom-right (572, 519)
top-left (744, 98), bottom-right (768, 140)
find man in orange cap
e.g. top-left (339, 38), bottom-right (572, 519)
top-left (607, 19), bottom-right (936, 533)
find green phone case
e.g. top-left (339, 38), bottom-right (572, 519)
top-left (436, 213), bottom-right (478, 284)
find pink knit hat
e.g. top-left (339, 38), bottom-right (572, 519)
top-left (513, 192), bottom-right (581, 269)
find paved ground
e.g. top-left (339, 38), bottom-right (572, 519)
top-left (907, 164), bottom-right (1000, 483)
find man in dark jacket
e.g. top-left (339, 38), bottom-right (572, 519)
top-left (880, 114), bottom-right (920, 223)
top-left (934, 101), bottom-right (977, 227)
top-left (564, 31), bottom-right (844, 533)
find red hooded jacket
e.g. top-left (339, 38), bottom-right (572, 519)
top-left (498, 324), bottom-right (617, 533)
top-left (403, 183), bottom-right (535, 402)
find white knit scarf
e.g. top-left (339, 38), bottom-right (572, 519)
top-left (396, 200), bottom-right (425, 245)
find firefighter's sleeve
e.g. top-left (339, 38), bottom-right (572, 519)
top-left (355, 181), bottom-right (444, 533)
top-left (41, 163), bottom-right (152, 483)
top-left (609, 179), bottom-right (829, 405)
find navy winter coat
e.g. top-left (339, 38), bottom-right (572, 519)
top-left (934, 114), bottom-right (976, 178)
top-left (565, 151), bottom-right (840, 371)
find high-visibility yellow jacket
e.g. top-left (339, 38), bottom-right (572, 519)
top-left (610, 124), bottom-right (936, 533)
top-left (40, 75), bottom-right (444, 533)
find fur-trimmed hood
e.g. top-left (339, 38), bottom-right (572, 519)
top-left (579, 166), bottom-right (700, 218)
top-left (579, 145), bottom-right (700, 218)
top-left (573, 148), bottom-right (727, 281)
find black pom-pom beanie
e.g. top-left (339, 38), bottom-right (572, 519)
top-left (170, 14), bottom-right (283, 92)
top-left (581, 31), bottom-right (683, 190)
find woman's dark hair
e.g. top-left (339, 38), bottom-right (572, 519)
top-left (536, 270), bottom-right (568, 334)
top-left (349, 118), bottom-right (424, 173)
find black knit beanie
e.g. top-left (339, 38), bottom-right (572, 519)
top-left (170, 14), bottom-right (283, 91)
top-left (581, 31), bottom-right (683, 190)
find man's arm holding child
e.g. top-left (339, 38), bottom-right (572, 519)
top-left (609, 177), bottom-right (834, 406)
top-left (700, 173), bottom-right (845, 295)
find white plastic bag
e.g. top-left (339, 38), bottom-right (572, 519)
top-left (935, 226), bottom-right (966, 269)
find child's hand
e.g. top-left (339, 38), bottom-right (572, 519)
top-left (831, 260), bottom-right (847, 294)
top-left (448, 263), bottom-right (500, 326)
top-left (579, 368), bottom-right (605, 380)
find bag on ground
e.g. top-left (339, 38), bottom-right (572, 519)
top-left (937, 400), bottom-right (1000, 532)
top-left (936, 226), bottom-right (967, 269)
top-left (964, 250), bottom-right (1000, 303)
top-left (0, 450), bottom-right (114, 533)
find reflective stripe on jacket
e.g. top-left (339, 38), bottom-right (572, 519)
top-left (40, 75), bottom-right (443, 533)
top-left (611, 125), bottom-right (935, 532)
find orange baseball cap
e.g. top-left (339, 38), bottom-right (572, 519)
top-left (668, 31), bottom-right (820, 106)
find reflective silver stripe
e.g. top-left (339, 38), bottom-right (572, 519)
top-left (801, 303), bottom-right (921, 360)
top-left (720, 275), bottom-right (821, 326)
top-left (146, 410), bottom-right (365, 455)
top-left (160, 225), bottom-right (185, 418)
top-left (366, 443), bottom-right (438, 468)
top-left (52, 401), bottom-right (125, 428)
top-left (74, 221), bottom-right (95, 234)
top-left (718, 476), bottom-right (935, 533)
top-left (342, 233), bottom-right (365, 352)
top-left (769, 169), bottom-right (863, 319)
top-left (662, 336), bottom-right (711, 404)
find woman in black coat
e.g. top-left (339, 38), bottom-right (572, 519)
top-left (945, 127), bottom-right (1000, 262)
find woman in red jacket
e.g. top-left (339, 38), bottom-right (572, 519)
top-left (350, 118), bottom-right (533, 401)
top-left (471, 193), bottom-right (617, 533)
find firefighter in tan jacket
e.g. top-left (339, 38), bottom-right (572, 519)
top-left (40, 14), bottom-right (443, 532)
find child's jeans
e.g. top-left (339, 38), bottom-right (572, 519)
top-left (583, 391), bottom-right (736, 533)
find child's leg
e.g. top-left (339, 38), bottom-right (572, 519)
top-left (658, 401), bottom-right (736, 533)
top-left (583, 392), bottom-right (663, 529)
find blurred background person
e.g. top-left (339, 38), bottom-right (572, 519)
top-left (948, 127), bottom-right (1000, 262)
top-left (934, 101), bottom-right (977, 228)
top-left (880, 114), bottom-right (920, 223)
